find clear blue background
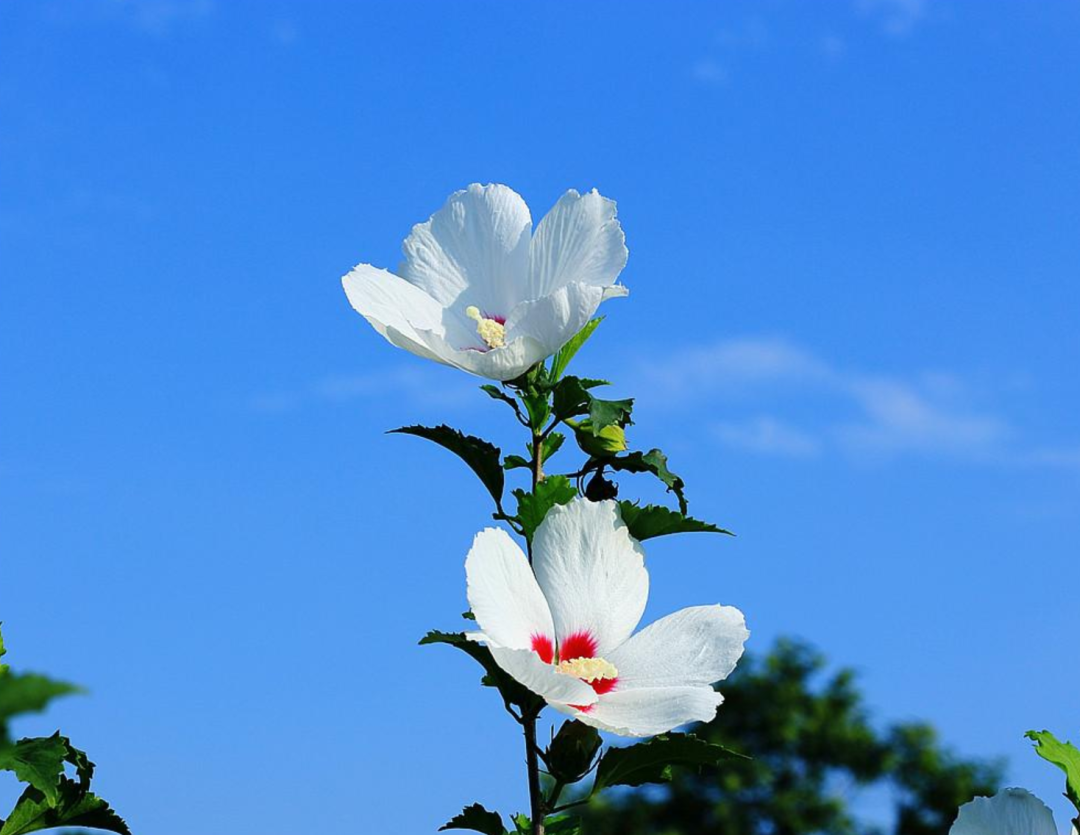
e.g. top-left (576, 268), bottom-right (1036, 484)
top-left (2, 1), bottom-right (1078, 833)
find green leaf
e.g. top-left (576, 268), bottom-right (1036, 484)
top-left (0, 674), bottom-right (81, 726)
top-left (0, 777), bottom-right (130, 835)
top-left (0, 625), bottom-right (7, 675)
top-left (544, 816), bottom-right (582, 835)
top-left (440, 803), bottom-right (506, 835)
top-left (588, 396), bottom-right (633, 433)
top-left (511, 813), bottom-right (530, 834)
top-left (540, 432), bottom-right (565, 463)
top-left (618, 502), bottom-right (733, 541)
top-left (550, 318), bottom-right (602, 380)
top-left (551, 377), bottom-right (591, 422)
top-left (390, 425), bottom-right (504, 505)
top-left (503, 455), bottom-right (530, 471)
top-left (419, 631), bottom-right (540, 714)
top-left (593, 733), bottom-right (744, 792)
top-left (0, 735), bottom-right (69, 804)
top-left (608, 449), bottom-right (688, 514)
top-left (1027, 730), bottom-right (1080, 814)
top-left (514, 476), bottom-right (578, 541)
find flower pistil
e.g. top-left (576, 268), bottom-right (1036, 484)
top-left (465, 306), bottom-right (507, 350)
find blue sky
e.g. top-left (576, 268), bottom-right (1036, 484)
top-left (2, 1), bottom-right (1079, 833)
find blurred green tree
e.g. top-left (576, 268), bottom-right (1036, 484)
top-left (580, 639), bottom-right (1002, 835)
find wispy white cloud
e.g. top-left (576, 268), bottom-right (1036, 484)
top-left (250, 366), bottom-right (475, 414)
top-left (641, 336), bottom-right (1078, 468)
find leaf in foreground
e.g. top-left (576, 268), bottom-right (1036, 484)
top-left (440, 802), bottom-right (506, 835)
top-left (618, 502), bottom-right (733, 541)
top-left (513, 476), bottom-right (577, 541)
top-left (593, 733), bottom-right (744, 792)
top-left (608, 449), bottom-right (688, 513)
top-left (0, 735), bottom-right (70, 804)
top-left (1027, 729), bottom-right (1080, 813)
top-left (550, 318), bottom-right (602, 381)
top-left (0, 777), bottom-right (130, 835)
top-left (390, 425), bottom-right (504, 504)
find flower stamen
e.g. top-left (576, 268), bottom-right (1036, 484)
top-left (556, 656), bottom-right (618, 683)
top-left (465, 306), bottom-right (507, 350)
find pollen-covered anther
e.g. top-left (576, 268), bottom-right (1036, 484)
top-left (466, 306), bottom-right (507, 349)
top-left (556, 656), bottom-right (618, 683)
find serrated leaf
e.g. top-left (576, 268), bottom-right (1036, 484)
top-left (618, 502), bottom-right (733, 541)
top-left (588, 396), bottom-right (633, 433)
top-left (0, 777), bottom-right (130, 835)
top-left (440, 802), bottom-right (506, 835)
top-left (551, 377), bottom-right (591, 422)
top-left (550, 318), bottom-right (602, 381)
top-left (390, 425), bottom-right (504, 504)
top-left (1027, 730), bottom-right (1080, 813)
top-left (593, 733), bottom-right (744, 792)
top-left (419, 631), bottom-right (539, 713)
top-left (0, 735), bottom-right (69, 804)
top-left (608, 449), bottom-right (688, 513)
top-left (514, 476), bottom-right (578, 541)
top-left (503, 455), bottom-right (530, 471)
top-left (0, 674), bottom-right (81, 726)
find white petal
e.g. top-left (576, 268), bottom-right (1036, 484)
top-left (504, 282), bottom-right (606, 356)
top-left (466, 528), bottom-right (554, 652)
top-left (341, 264), bottom-right (453, 365)
top-left (528, 189), bottom-right (628, 300)
top-left (950, 789), bottom-right (1058, 835)
top-left (447, 335), bottom-right (552, 382)
top-left (557, 686), bottom-right (723, 738)
top-left (401, 183), bottom-right (532, 315)
top-left (532, 499), bottom-right (648, 657)
top-left (489, 646), bottom-right (599, 707)
top-left (608, 605), bottom-right (749, 690)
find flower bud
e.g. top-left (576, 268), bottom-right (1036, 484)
top-left (547, 720), bottom-right (603, 784)
top-left (568, 419), bottom-right (628, 458)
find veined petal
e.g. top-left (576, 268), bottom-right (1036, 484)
top-left (557, 686), bottom-right (723, 738)
top-left (401, 183), bottom-right (532, 314)
top-left (489, 646), bottom-right (599, 707)
top-left (528, 189), bottom-right (628, 300)
top-left (466, 528), bottom-right (554, 652)
top-left (608, 605), bottom-right (749, 690)
top-left (447, 335), bottom-right (552, 382)
top-left (504, 282), bottom-right (606, 356)
top-left (341, 264), bottom-right (453, 365)
top-left (532, 499), bottom-right (648, 657)
top-left (950, 789), bottom-right (1058, 835)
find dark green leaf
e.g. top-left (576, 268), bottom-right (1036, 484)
top-left (545, 816), bottom-right (582, 835)
top-left (608, 449), bottom-right (688, 514)
top-left (547, 721), bottom-right (602, 784)
top-left (551, 378), bottom-right (591, 422)
top-left (419, 631), bottom-right (539, 713)
top-left (514, 476), bottom-right (578, 541)
top-left (578, 378), bottom-right (610, 389)
top-left (390, 425), bottom-right (504, 505)
top-left (503, 455), bottom-right (530, 471)
top-left (1027, 730), bottom-right (1080, 813)
top-left (0, 735), bottom-right (69, 804)
top-left (588, 397), bottom-right (633, 433)
top-left (0, 777), bottom-right (130, 835)
top-left (0, 674), bottom-right (81, 726)
top-left (440, 803), bottom-right (506, 835)
top-left (0, 625), bottom-right (7, 675)
top-left (618, 502), bottom-right (733, 541)
top-left (593, 733), bottom-right (744, 792)
top-left (550, 318), bottom-right (603, 380)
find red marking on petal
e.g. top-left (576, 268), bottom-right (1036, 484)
top-left (531, 634), bottom-right (554, 664)
top-left (485, 313), bottom-right (507, 325)
top-left (569, 703), bottom-right (594, 713)
top-left (590, 676), bottom-right (618, 696)
top-left (559, 631), bottom-right (597, 662)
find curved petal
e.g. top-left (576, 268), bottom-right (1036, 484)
top-left (504, 282), bottom-right (606, 356)
top-left (608, 605), bottom-right (749, 691)
top-left (950, 789), bottom-right (1058, 835)
top-left (401, 183), bottom-right (532, 314)
top-left (532, 499), bottom-right (648, 657)
top-left (466, 528), bottom-right (554, 652)
top-left (447, 335), bottom-right (552, 382)
top-left (528, 189), bottom-right (628, 299)
top-left (489, 646), bottom-right (599, 707)
top-left (557, 686), bottom-right (723, 738)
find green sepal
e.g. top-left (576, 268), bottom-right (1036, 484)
top-left (593, 733), bottom-right (745, 792)
top-left (1027, 730), bottom-right (1080, 815)
top-left (440, 803), bottom-right (507, 835)
top-left (513, 476), bottom-right (578, 541)
top-left (550, 318), bottom-right (602, 381)
top-left (618, 502), bottom-right (733, 541)
top-left (419, 631), bottom-right (541, 715)
top-left (0, 776), bottom-right (130, 835)
top-left (389, 425), bottom-right (504, 505)
top-left (607, 449), bottom-right (688, 513)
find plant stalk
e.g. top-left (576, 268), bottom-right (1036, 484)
top-left (524, 711), bottom-right (546, 835)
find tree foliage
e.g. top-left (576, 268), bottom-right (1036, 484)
top-left (580, 638), bottom-right (1002, 835)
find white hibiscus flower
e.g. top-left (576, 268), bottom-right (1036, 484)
top-left (950, 789), bottom-right (1060, 835)
top-left (341, 183), bottom-right (629, 382)
top-left (465, 498), bottom-right (749, 737)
